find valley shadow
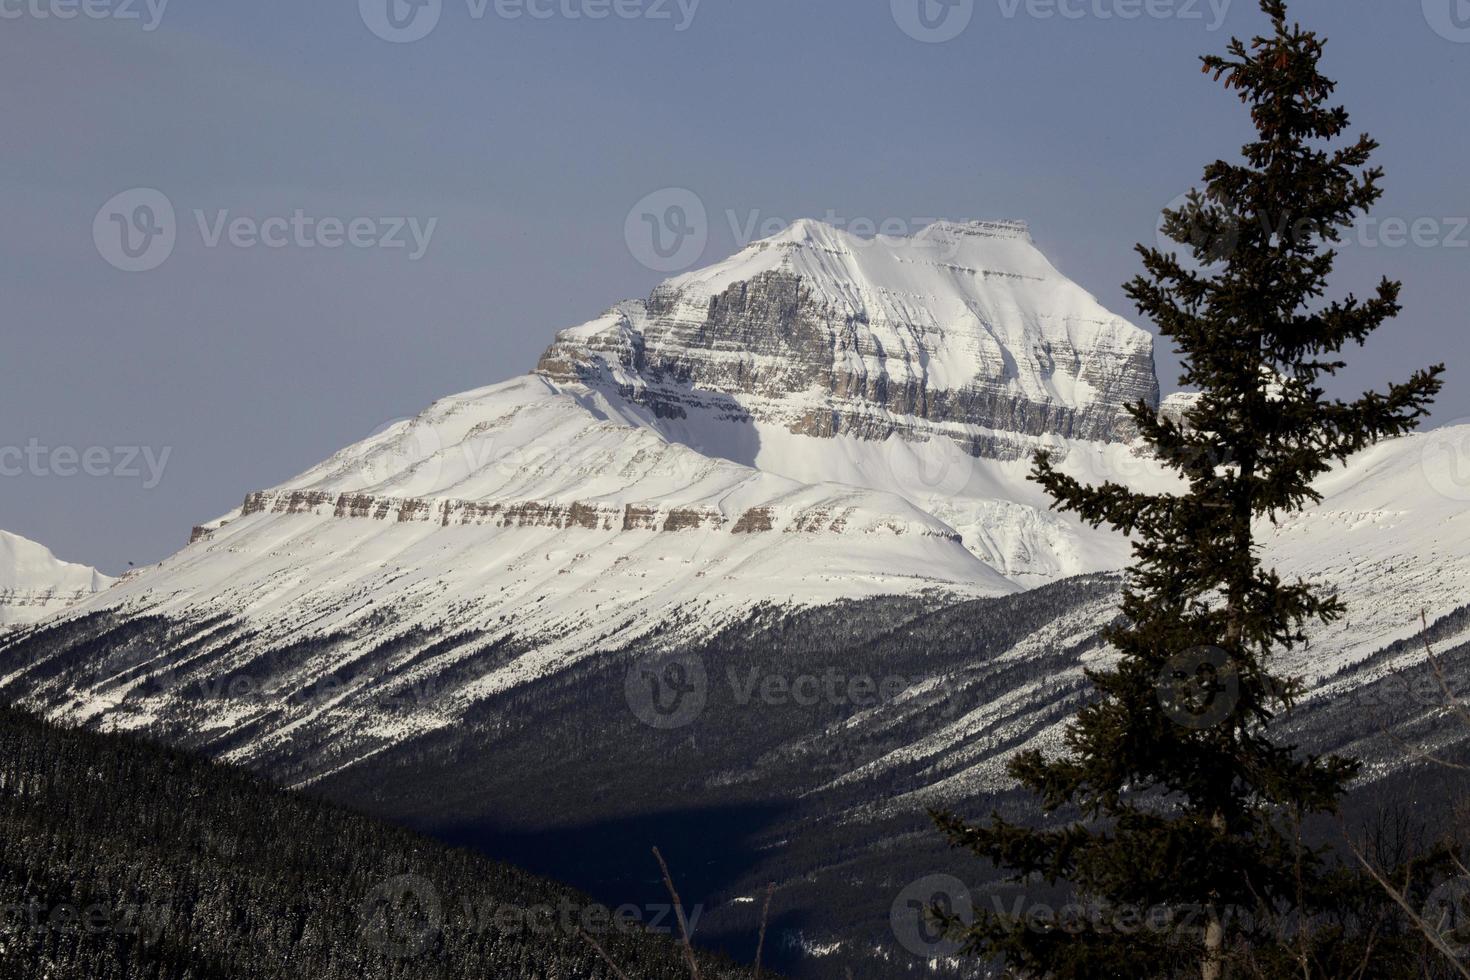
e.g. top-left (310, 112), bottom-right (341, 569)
top-left (425, 801), bottom-right (797, 959)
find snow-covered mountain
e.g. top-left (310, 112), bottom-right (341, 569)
top-left (0, 530), bottom-right (113, 629)
top-left (1, 218), bottom-right (1463, 789)
top-left (537, 219), bottom-right (1167, 583)
top-left (130, 217), bottom-right (1179, 655)
top-left (2, 219), bottom-right (1465, 979)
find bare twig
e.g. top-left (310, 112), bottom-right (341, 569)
top-left (754, 881), bottom-right (775, 979)
top-left (1347, 919), bottom-right (1382, 980)
top-left (653, 846), bottom-right (703, 980)
top-left (1344, 831), bottom-right (1470, 980)
top-left (578, 928), bottom-right (634, 980)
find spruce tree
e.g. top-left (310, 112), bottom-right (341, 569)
top-left (933, 2), bottom-right (1445, 977)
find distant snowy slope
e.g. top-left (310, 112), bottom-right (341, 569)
top-left (0, 530), bottom-right (113, 629)
top-left (1267, 425), bottom-right (1470, 682)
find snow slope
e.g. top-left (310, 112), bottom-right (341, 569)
top-left (47, 371), bottom-right (1010, 744)
top-left (0, 530), bottom-right (113, 629)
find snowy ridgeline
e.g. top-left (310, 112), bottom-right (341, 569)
top-left (0, 530), bottom-right (112, 630)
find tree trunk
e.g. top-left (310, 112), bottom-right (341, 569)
top-left (1203, 808), bottom-right (1227, 980)
top-left (1204, 585), bottom-right (1245, 980)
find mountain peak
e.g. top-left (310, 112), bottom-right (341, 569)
top-left (541, 216), bottom-right (1160, 457)
top-left (665, 215), bottom-right (1059, 306)
top-left (748, 217), bottom-right (1032, 251)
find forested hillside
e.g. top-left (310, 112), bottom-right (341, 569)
top-left (0, 705), bottom-right (758, 979)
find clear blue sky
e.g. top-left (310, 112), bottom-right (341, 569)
top-left (3, 0), bottom-right (1466, 573)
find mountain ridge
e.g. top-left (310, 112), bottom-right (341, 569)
top-left (4, 217), bottom-right (1466, 819)
top-left (0, 530), bottom-right (114, 630)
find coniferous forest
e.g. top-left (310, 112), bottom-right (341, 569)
top-left (0, 704), bottom-right (758, 979)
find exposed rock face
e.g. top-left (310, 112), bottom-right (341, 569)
top-left (1159, 391), bottom-right (1203, 429)
top-left (218, 487), bottom-right (909, 538)
top-left (537, 220), bottom-right (1160, 461)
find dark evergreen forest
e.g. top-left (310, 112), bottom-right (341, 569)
top-left (0, 704), bottom-right (760, 979)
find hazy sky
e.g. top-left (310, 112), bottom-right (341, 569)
top-left (2, 0), bottom-right (1466, 574)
